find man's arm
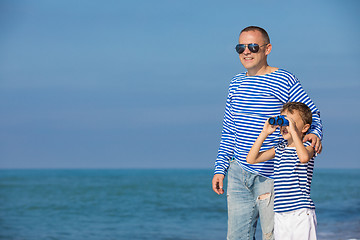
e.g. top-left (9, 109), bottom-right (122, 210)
top-left (212, 78), bottom-right (238, 195)
top-left (288, 78), bottom-right (323, 153)
top-left (214, 78), bottom-right (237, 176)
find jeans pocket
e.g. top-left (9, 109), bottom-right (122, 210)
top-left (229, 157), bottom-right (237, 163)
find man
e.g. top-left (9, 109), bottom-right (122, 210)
top-left (212, 26), bottom-right (323, 240)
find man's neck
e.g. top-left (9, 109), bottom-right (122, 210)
top-left (247, 65), bottom-right (278, 76)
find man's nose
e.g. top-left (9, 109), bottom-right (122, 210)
top-left (243, 46), bottom-right (251, 54)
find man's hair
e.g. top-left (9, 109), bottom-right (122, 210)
top-left (241, 26), bottom-right (270, 44)
top-left (281, 102), bottom-right (312, 125)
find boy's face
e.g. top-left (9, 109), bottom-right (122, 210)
top-left (280, 109), bottom-right (309, 141)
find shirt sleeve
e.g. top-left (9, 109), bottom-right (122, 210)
top-left (288, 77), bottom-right (323, 140)
top-left (214, 80), bottom-right (237, 175)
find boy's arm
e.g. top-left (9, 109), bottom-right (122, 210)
top-left (246, 121), bottom-right (277, 164)
top-left (292, 133), bottom-right (315, 163)
top-left (287, 117), bottom-right (316, 163)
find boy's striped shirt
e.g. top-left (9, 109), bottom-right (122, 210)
top-left (273, 140), bottom-right (315, 213)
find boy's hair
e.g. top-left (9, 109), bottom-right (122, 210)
top-left (240, 26), bottom-right (270, 44)
top-left (281, 102), bottom-right (312, 125)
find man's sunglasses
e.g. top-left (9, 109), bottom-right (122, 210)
top-left (235, 43), bottom-right (267, 54)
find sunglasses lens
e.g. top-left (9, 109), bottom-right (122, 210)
top-left (248, 44), bottom-right (260, 53)
top-left (235, 44), bottom-right (245, 54)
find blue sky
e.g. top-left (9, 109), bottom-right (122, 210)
top-left (1, 0), bottom-right (359, 169)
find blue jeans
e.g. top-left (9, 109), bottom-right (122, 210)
top-left (227, 158), bottom-right (274, 240)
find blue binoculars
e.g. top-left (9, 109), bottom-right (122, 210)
top-left (268, 115), bottom-right (289, 126)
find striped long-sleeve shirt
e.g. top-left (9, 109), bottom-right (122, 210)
top-left (214, 69), bottom-right (322, 178)
top-left (273, 140), bottom-right (316, 213)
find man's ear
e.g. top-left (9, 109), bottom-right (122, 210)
top-left (265, 44), bottom-right (272, 56)
top-left (302, 124), bottom-right (311, 134)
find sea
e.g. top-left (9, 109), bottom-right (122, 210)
top-left (0, 168), bottom-right (359, 240)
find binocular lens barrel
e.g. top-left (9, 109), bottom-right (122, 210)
top-left (278, 117), bottom-right (289, 126)
top-left (268, 117), bottom-right (276, 125)
top-left (277, 118), bottom-right (285, 125)
top-left (268, 116), bottom-right (289, 126)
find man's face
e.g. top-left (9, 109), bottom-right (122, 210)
top-left (238, 30), bottom-right (270, 72)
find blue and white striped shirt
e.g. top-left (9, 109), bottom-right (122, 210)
top-left (214, 69), bottom-right (322, 177)
top-left (273, 140), bottom-right (315, 213)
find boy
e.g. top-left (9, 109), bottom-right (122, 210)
top-left (247, 102), bottom-right (318, 240)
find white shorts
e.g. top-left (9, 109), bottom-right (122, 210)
top-left (274, 208), bottom-right (317, 240)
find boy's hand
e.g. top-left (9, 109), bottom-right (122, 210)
top-left (286, 116), bottom-right (300, 136)
top-left (263, 117), bottom-right (279, 135)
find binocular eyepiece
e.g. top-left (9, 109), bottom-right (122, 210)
top-left (268, 115), bottom-right (289, 126)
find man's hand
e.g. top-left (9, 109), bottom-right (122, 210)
top-left (303, 133), bottom-right (322, 154)
top-left (212, 174), bottom-right (225, 195)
